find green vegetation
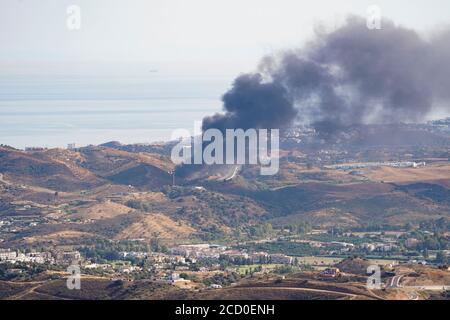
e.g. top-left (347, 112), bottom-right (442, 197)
top-left (202, 272), bottom-right (241, 286)
top-left (238, 241), bottom-right (321, 257)
top-left (78, 239), bottom-right (152, 263)
top-left (436, 251), bottom-right (449, 264)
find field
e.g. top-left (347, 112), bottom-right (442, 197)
top-left (362, 163), bottom-right (450, 185)
top-left (236, 264), bottom-right (285, 275)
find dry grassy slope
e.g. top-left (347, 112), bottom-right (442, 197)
top-left (22, 230), bottom-right (94, 244)
top-left (335, 258), bottom-right (372, 276)
top-left (170, 190), bottom-right (268, 231)
top-left (8, 202), bottom-right (197, 245)
top-left (401, 265), bottom-right (450, 286)
top-left (114, 213), bottom-right (195, 240)
top-left (0, 147), bottom-right (105, 192)
top-left (0, 278), bottom-right (180, 300)
top-left (362, 163), bottom-right (450, 184)
top-left (296, 208), bottom-right (361, 228)
top-left (78, 146), bottom-right (173, 174)
top-left (238, 176), bottom-right (450, 228)
top-left (78, 146), bottom-right (173, 190)
top-left (1, 276), bottom-right (373, 300)
top-left (0, 146), bottom-right (175, 192)
top-left (122, 191), bottom-right (168, 203)
top-left (83, 214), bottom-right (196, 243)
top-left (72, 200), bottom-right (134, 220)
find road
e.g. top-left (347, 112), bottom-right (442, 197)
top-left (229, 286), bottom-right (361, 299)
top-left (387, 274), bottom-right (449, 291)
top-left (270, 183), bottom-right (301, 191)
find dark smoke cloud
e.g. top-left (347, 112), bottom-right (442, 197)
top-left (202, 73), bottom-right (297, 131)
top-left (202, 16), bottom-right (450, 134)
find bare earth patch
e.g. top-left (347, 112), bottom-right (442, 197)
top-left (114, 213), bottom-right (195, 240)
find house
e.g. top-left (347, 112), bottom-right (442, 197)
top-left (250, 252), bottom-right (270, 264)
top-left (0, 249), bottom-right (17, 261)
top-left (84, 263), bottom-right (111, 270)
top-left (120, 266), bottom-right (142, 274)
top-left (319, 268), bottom-right (341, 279)
top-left (270, 254), bottom-right (293, 265)
top-left (55, 251), bottom-right (81, 265)
top-left (175, 266), bottom-right (189, 271)
top-left (168, 273), bottom-right (190, 285)
top-left (209, 284), bottom-right (222, 289)
top-left (223, 251), bottom-right (249, 262)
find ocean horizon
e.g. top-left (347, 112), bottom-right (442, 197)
top-left (0, 75), bottom-right (226, 149)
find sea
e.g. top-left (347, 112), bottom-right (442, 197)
top-left (0, 75), bottom-right (226, 149)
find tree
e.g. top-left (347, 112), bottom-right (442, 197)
top-left (436, 251), bottom-right (448, 264)
top-left (422, 248), bottom-right (429, 259)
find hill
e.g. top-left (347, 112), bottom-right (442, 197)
top-left (0, 147), bottom-right (104, 192)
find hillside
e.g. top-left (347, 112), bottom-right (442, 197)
top-left (1, 138), bottom-right (450, 245)
top-left (0, 147), bottom-right (104, 192)
top-left (0, 146), bottom-right (174, 192)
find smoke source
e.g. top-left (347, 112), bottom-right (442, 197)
top-left (202, 16), bottom-right (450, 134)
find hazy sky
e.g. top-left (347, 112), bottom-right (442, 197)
top-left (2, 0), bottom-right (450, 76)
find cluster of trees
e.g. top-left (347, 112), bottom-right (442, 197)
top-left (202, 272), bottom-right (241, 286)
top-left (405, 231), bottom-right (449, 251)
top-left (419, 218), bottom-right (450, 234)
top-left (161, 185), bottom-right (191, 199)
top-left (273, 265), bottom-right (295, 274)
top-left (0, 262), bottom-right (49, 281)
top-left (249, 223), bottom-right (274, 238)
top-left (125, 199), bottom-right (155, 211)
top-left (281, 221), bottom-right (312, 235)
top-left (435, 251), bottom-right (448, 264)
top-left (240, 241), bottom-right (321, 257)
top-left (195, 192), bottom-right (256, 227)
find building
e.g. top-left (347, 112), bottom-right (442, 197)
top-left (209, 284), bottom-right (222, 289)
top-left (170, 244), bottom-right (226, 259)
top-left (222, 250), bottom-right (249, 262)
top-left (168, 273), bottom-right (190, 285)
top-left (270, 254), bottom-right (293, 265)
top-left (0, 249), bottom-right (17, 261)
top-left (250, 252), bottom-right (270, 264)
top-left (120, 266), bottom-right (142, 274)
top-left (405, 238), bottom-right (419, 248)
top-left (84, 263), bottom-right (111, 270)
top-left (55, 251), bottom-right (81, 265)
top-left (319, 268), bottom-right (341, 279)
top-left (175, 266), bottom-right (189, 271)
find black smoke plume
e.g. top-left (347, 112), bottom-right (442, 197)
top-left (202, 16), bottom-right (450, 134)
top-left (202, 73), bottom-right (297, 131)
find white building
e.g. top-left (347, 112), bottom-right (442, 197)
top-left (0, 249), bottom-right (17, 261)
